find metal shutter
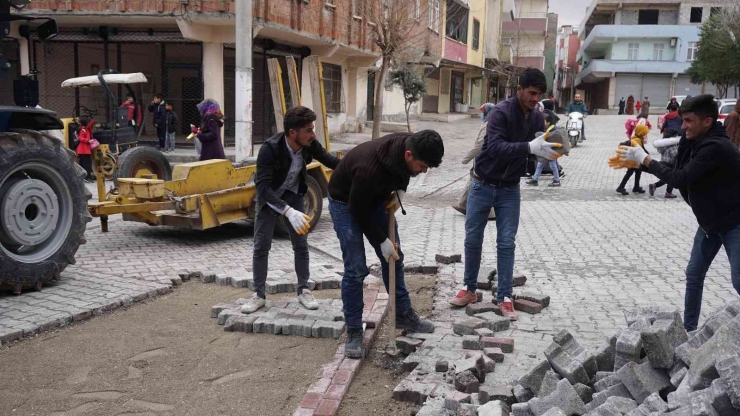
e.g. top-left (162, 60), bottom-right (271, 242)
top-left (641, 75), bottom-right (672, 108)
top-left (674, 75), bottom-right (704, 98)
top-left (615, 74), bottom-right (643, 106)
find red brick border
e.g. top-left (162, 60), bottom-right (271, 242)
top-left (293, 290), bottom-right (389, 416)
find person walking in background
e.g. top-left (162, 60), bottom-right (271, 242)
top-left (164, 102), bottom-right (177, 153)
top-left (76, 115), bottom-right (94, 183)
top-left (453, 103), bottom-right (496, 220)
top-left (639, 96), bottom-right (651, 118)
top-left (626, 95), bottom-right (635, 115)
top-left (625, 115), bottom-right (653, 139)
top-left (526, 114), bottom-right (563, 187)
top-left (120, 94), bottom-right (142, 127)
top-left (667, 97), bottom-right (678, 111)
top-left (193, 99), bottom-right (226, 161)
top-left (616, 124), bottom-right (650, 195)
top-left (636, 100), bottom-right (642, 115)
top-left (661, 103), bottom-right (682, 135)
top-left (618, 97), bottom-right (626, 115)
top-left (148, 93), bottom-right (167, 151)
top-left (724, 98), bottom-right (740, 147)
top-left (649, 128), bottom-right (681, 199)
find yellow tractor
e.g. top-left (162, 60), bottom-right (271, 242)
top-left (59, 71), bottom-right (171, 182)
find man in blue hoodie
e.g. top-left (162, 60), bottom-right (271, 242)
top-left (449, 68), bottom-right (560, 320)
top-left (565, 94), bottom-right (588, 141)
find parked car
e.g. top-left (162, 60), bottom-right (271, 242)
top-left (717, 99), bottom-right (736, 125)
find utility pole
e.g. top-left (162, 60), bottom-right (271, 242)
top-left (235, 0), bottom-right (253, 161)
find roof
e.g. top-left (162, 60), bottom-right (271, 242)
top-left (61, 73), bottom-right (148, 88)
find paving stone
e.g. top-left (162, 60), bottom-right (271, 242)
top-left (455, 356), bottom-right (486, 381)
top-left (478, 400), bottom-right (510, 416)
top-left (470, 392), bottom-right (481, 406)
top-left (463, 335), bottom-right (481, 350)
top-left (311, 321), bottom-right (345, 339)
top-left (484, 347), bottom-right (505, 363)
top-left (675, 301), bottom-right (740, 367)
top-left (641, 310), bottom-right (688, 369)
top-left (586, 383), bottom-right (634, 413)
top-left (436, 360), bottom-right (449, 373)
top-left (669, 361), bottom-right (688, 388)
top-left (595, 397), bottom-right (638, 415)
top-left (466, 302), bottom-right (500, 317)
top-left (592, 371), bottom-right (615, 385)
top-left (552, 329), bottom-right (599, 379)
top-left (512, 274), bottom-right (527, 287)
top-left (519, 360), bottom-right (552, 396)
top-left (480, 385), bottom-right (515, 406)
top-left (454, 370), bottom-right (480, 393)
top-left (624, 393), bottom-right (669, 416)
top-left (513, 384), bottom-right (535, 403)
top-left (444, 390), bottom-right (471, 412)
top-left (615, 319), bottom-right (651, 371)
top-left (453, 317), bottom-right (489, 336)
top-left (217, 308), bottom-right (242, 325)
top-left (215, 273), bottom-right (231, 286)
top-left (708, 378), bottom-right (736, 416)
top-left (538, 371), bottom-right (562, 398)
top-left (476, 312), bottom-right (511, 332)
top-left (514, 293), bottom-right (551, 308)
top-left (512, 402), bottom-right (535, 416)
top-left (476, 327), bottom-right (495, 337)
top-left (436, 252), bottom-right (462, 264)
top-left (481, 337), bottom-right (514, 353)
top-left (544, 341), bottom-right (590, 386)
top-left (715, 354), bottom-right (740, 410)
top-left (528, 379), bottom-right (586, 416)
top-left (594, 333), bottom-right (619, 373)
top-left (624, 306), bottom-right (661, 327)
top-left (200, 271), bottom-right (216, 283)
top-left (253, 317), bottom-right (275, 334)
top-left (514, 299), bottom-right (543, 314)
top-left (230, 274), bottom-right (252, 288)
top-left (688, 316), bottom-right (740, 390)
top-left (211, 303), bottom-right (239, 318)
top-left (594, 373), bottom-right (622, 392)
top-left (415, 397), bottom-right (445, 416)
top-left (397, 336), bottom-right (424, 355)
top-left (477, 292), bottom-right (484, 303)
top-left (224, 315), bottom-right (258, 333)
top-left (573, 383), bottom-right (593, 404)
top-left (459, 403), bottom-right (478, 416)
top-left (617, 361), bottom-right (671, 404)
top-left (540, 409), bottom-right (566, 416)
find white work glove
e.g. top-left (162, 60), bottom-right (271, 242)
top-left (380, 238), bottom-right (400, 262)
top-left (284, 207), bottom-right (311, 235)
top-left (528, 130), bottom-right (562, 160)
top-left (617, 145), bottom-right (649, 166)
top-left (386, 190), bottom-right (405, 213)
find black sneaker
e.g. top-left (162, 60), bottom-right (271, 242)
top-left (649, 184), bottom-right (656, 197)
top-left (633, 187), bottom-right (646, 194)
top-left (548, 181), bottom-right (561, 187)
top-left (397, 309), bottom-right (435, 333)
top-left (616, 188), bottom-right (629, 196)
top-left (526, 179), bottom-right (538, 186)
top-left (344, 327), bottom-right (364, 358)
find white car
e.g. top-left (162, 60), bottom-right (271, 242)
top-left (717, 99), bottom-right (736, 125)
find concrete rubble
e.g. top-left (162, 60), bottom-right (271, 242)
top-left (410, 301), bottom-right (740, 415)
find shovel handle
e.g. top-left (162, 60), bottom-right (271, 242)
top-left (387, 207), bottom-right (397, 355)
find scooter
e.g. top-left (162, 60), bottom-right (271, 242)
top-left (567, 112), bottom-right (584, 148)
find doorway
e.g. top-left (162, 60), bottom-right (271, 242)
top-left (367, 70), bottom-right (375, 121)
top-left (450, 71), bottom-right (464, 112)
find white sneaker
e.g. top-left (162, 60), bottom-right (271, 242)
top-left (241, 293), bottom-right (266, 314)
top-left (298, 289), bottom-right (319, 310)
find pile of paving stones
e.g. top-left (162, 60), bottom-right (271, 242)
top-left (425, 301), bottom-right (740, 416)
top-left (178, 264), bottom-right (342, 293)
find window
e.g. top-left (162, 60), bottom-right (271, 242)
top-left (653, 43), bottom-right (665, 60)
top-left (687, 42), bottom-right (698, 61)
top-left (638, 9), bottom-right (659, 25)
top-left (446, 0), bottom-right (469, 43)
top-left (352, 0), bottom-right (364, 17)
top-left (322, 63), bottom-right (343, 113)
top-left (472, 19), bottom-right (480, 50)
top-left (711, 7), bottom-right (722, 17)
top-left (628, 43), bottom-right (639, 60)
top-left (415, 0), bottom-right (420, 20)
top-left (428, 0), bottom-right (440, 32)
top-left (690, 7), bottom-right (703, 23)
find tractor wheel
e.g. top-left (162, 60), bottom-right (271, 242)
top-left (114, 146), bottom-right (172, 187)
top-left (276, 176), bottom-right (323, 237)
top-left (92, 149), bottom-right (117, 181)
top-left (0, 130), bottom-right (92, 292)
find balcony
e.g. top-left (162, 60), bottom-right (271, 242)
top-left (575, 59), bottom-right (691, 85)
top-left (502, 18), bottom-right (548, 35)
top-left (577, 24), bottom-right (700, 62)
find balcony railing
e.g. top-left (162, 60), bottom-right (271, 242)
top-left (502, 18), bottom-right (548, 33)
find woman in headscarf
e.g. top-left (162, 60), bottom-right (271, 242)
top-left (192, 98), bottom-right (226, 161)
top-left (626, 95), bottom-right (635, 115)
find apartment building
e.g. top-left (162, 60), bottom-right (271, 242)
top-left (574, 0), bottom-right (734, 112)
top-left (501, 0), bottom-right (549, 70)
top-left (554, 25), bottom-right (580, 108)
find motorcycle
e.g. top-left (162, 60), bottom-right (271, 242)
top-left (566, 112), bottom-right (584, 147)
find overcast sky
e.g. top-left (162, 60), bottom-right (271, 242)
top-left (548, 0), bottom-right (588, 28)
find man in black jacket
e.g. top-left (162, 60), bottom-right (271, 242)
top-left (328, 130), bottom-right (444, 358)
top-left (148, 93), bottom-right (167, 150)
top-left (241, 106), bottom-right (340, 314)
top-left (618, 94), bottom-right (740, 331)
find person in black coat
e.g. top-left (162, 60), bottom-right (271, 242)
top-left (148, 92), bottom-right (167, 150)
top-left (618, 95), bottom-right (740, 331)
top-left (618, 97), bottom-right (626, 115)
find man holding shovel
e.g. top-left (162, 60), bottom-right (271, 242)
top-left (328, 130), bottom-right (445, 358)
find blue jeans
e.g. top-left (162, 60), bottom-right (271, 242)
top-left (684, 225), bottom-right (740, 331)
top-left (533, 160), bottom-right (560, 182)
top-left (463, 177), bottom-right (521, 302)
top-left (328, 198), bottom-right (412, 329)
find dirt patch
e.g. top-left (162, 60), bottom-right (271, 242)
top-left (337, 274), bottom-right (437, 416)
top-left (0, 282), bottom-right (341, 416)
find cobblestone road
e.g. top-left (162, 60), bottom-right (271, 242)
top-left (3, 116), bottom-right (738, 390)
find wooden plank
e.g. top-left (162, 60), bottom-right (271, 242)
top-left (285, 56), bottom-right (301, 107)
top-left (267, 58), bottom-right (286, 133)
top-left (304, 56), bottom-right (331, 152)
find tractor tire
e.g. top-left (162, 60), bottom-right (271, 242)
top-left (0, 130), bottom-right (92, 292)
top-left (114, 146), bottom-right (172, 187)
top-left (276, 176), bottom-right (323, 237)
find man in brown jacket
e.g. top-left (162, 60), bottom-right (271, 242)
top-left (724, 98), bottom-right (740, 147)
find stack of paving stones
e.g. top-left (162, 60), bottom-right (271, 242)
top-left (182, 264), bottom-right (342, 293)
top-left (293, 289), bottom-right (389, 416)
top-left (388, 285), bottom-right (552, 415)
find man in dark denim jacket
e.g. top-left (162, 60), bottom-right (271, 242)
top-left (450, 68), bottom-right (560, 321)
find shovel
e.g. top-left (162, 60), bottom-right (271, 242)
top-left (386, 207), bottom-right (399, 357)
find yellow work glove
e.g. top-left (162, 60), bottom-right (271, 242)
top-left (285, 207), bottom-right (311, 235)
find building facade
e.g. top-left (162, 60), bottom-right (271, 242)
top-left (574, 0), bottom-right (734, 112)
top-left (554, 25), bottom-right (581, 108)
top-left (544, 13), bottom-right (559, 94)
top-left (501, 0), bottom-right (549, 70)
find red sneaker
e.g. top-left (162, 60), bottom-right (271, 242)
top-left (450, 290), bottom-right (477, 307)
top-left (500, 297), bottom-right (519, 321)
